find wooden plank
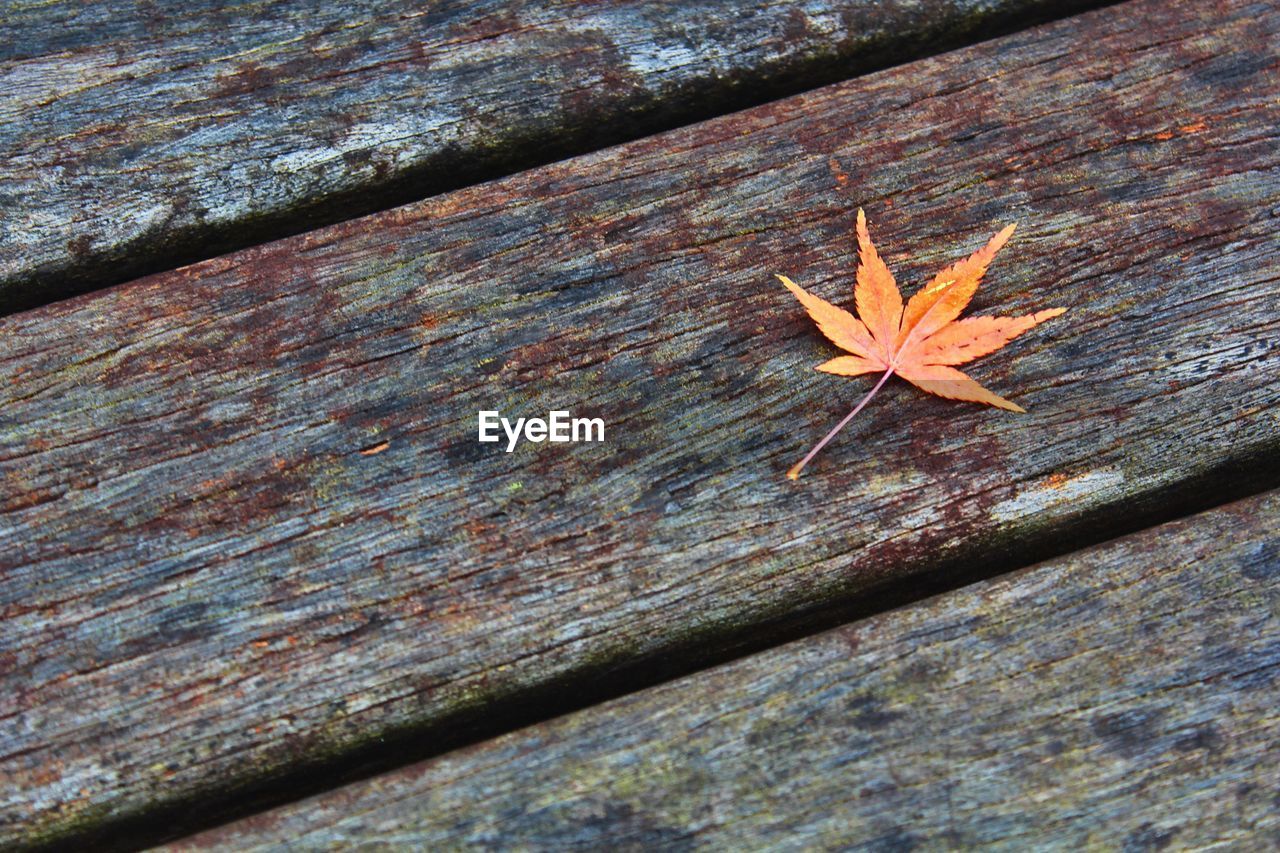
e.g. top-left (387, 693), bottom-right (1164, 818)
top-left (169, 489), bottom-right (1280, 849)
top-left (0, 0), bottom-right (1102, 314)
top-left (3, 0), bottom-right (1279, 845)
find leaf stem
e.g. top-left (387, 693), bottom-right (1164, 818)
top-left (787, 367), bottom-right (895, 480)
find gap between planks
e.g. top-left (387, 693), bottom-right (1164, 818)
top-left (117, 477), bottom-right (1280, 850)
top-left (0, 0), bottom-right (1116, 314)
top-left (167, 487), bottom-right (1280, 848)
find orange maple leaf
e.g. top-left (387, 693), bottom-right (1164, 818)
top-left (778, 208), bottom-right (1065, 480)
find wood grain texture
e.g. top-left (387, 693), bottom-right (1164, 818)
top-left (0, 0), bottom-right (1101, 314)
top-left (171, 490), bottom-right (1280, 850)
top-left (3, 0), bottom-right (1279, 846)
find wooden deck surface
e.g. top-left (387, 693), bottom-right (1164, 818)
top-left (172, 489), bottom-right (1280, 850)
top-left (0, 0), bottom-right (1100, 314)
top-left (2, 0), bottom-right (1278, 848)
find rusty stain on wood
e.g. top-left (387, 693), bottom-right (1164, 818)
top-left (1, 0), bottom-right (1279, 846)
top-left (0, 0), bottom-right (1105, 314)
top-left (168, 490), bottom-right (1280, 849)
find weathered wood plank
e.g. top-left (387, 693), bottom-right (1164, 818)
top-left (169, 489), bottom-right (1280, 850)
top-left (0, 0), bottom-right (1102, 314)
top-left (2, 0), bottom-right (1279, 846)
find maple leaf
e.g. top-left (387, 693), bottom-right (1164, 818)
top-left (778, 208), bottom-right (1065, 480)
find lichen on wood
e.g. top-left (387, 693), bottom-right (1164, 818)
top-left (170, 490), bottom-right (1280, 849)
top-left (0, 0), bottom-right (1103, 313)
